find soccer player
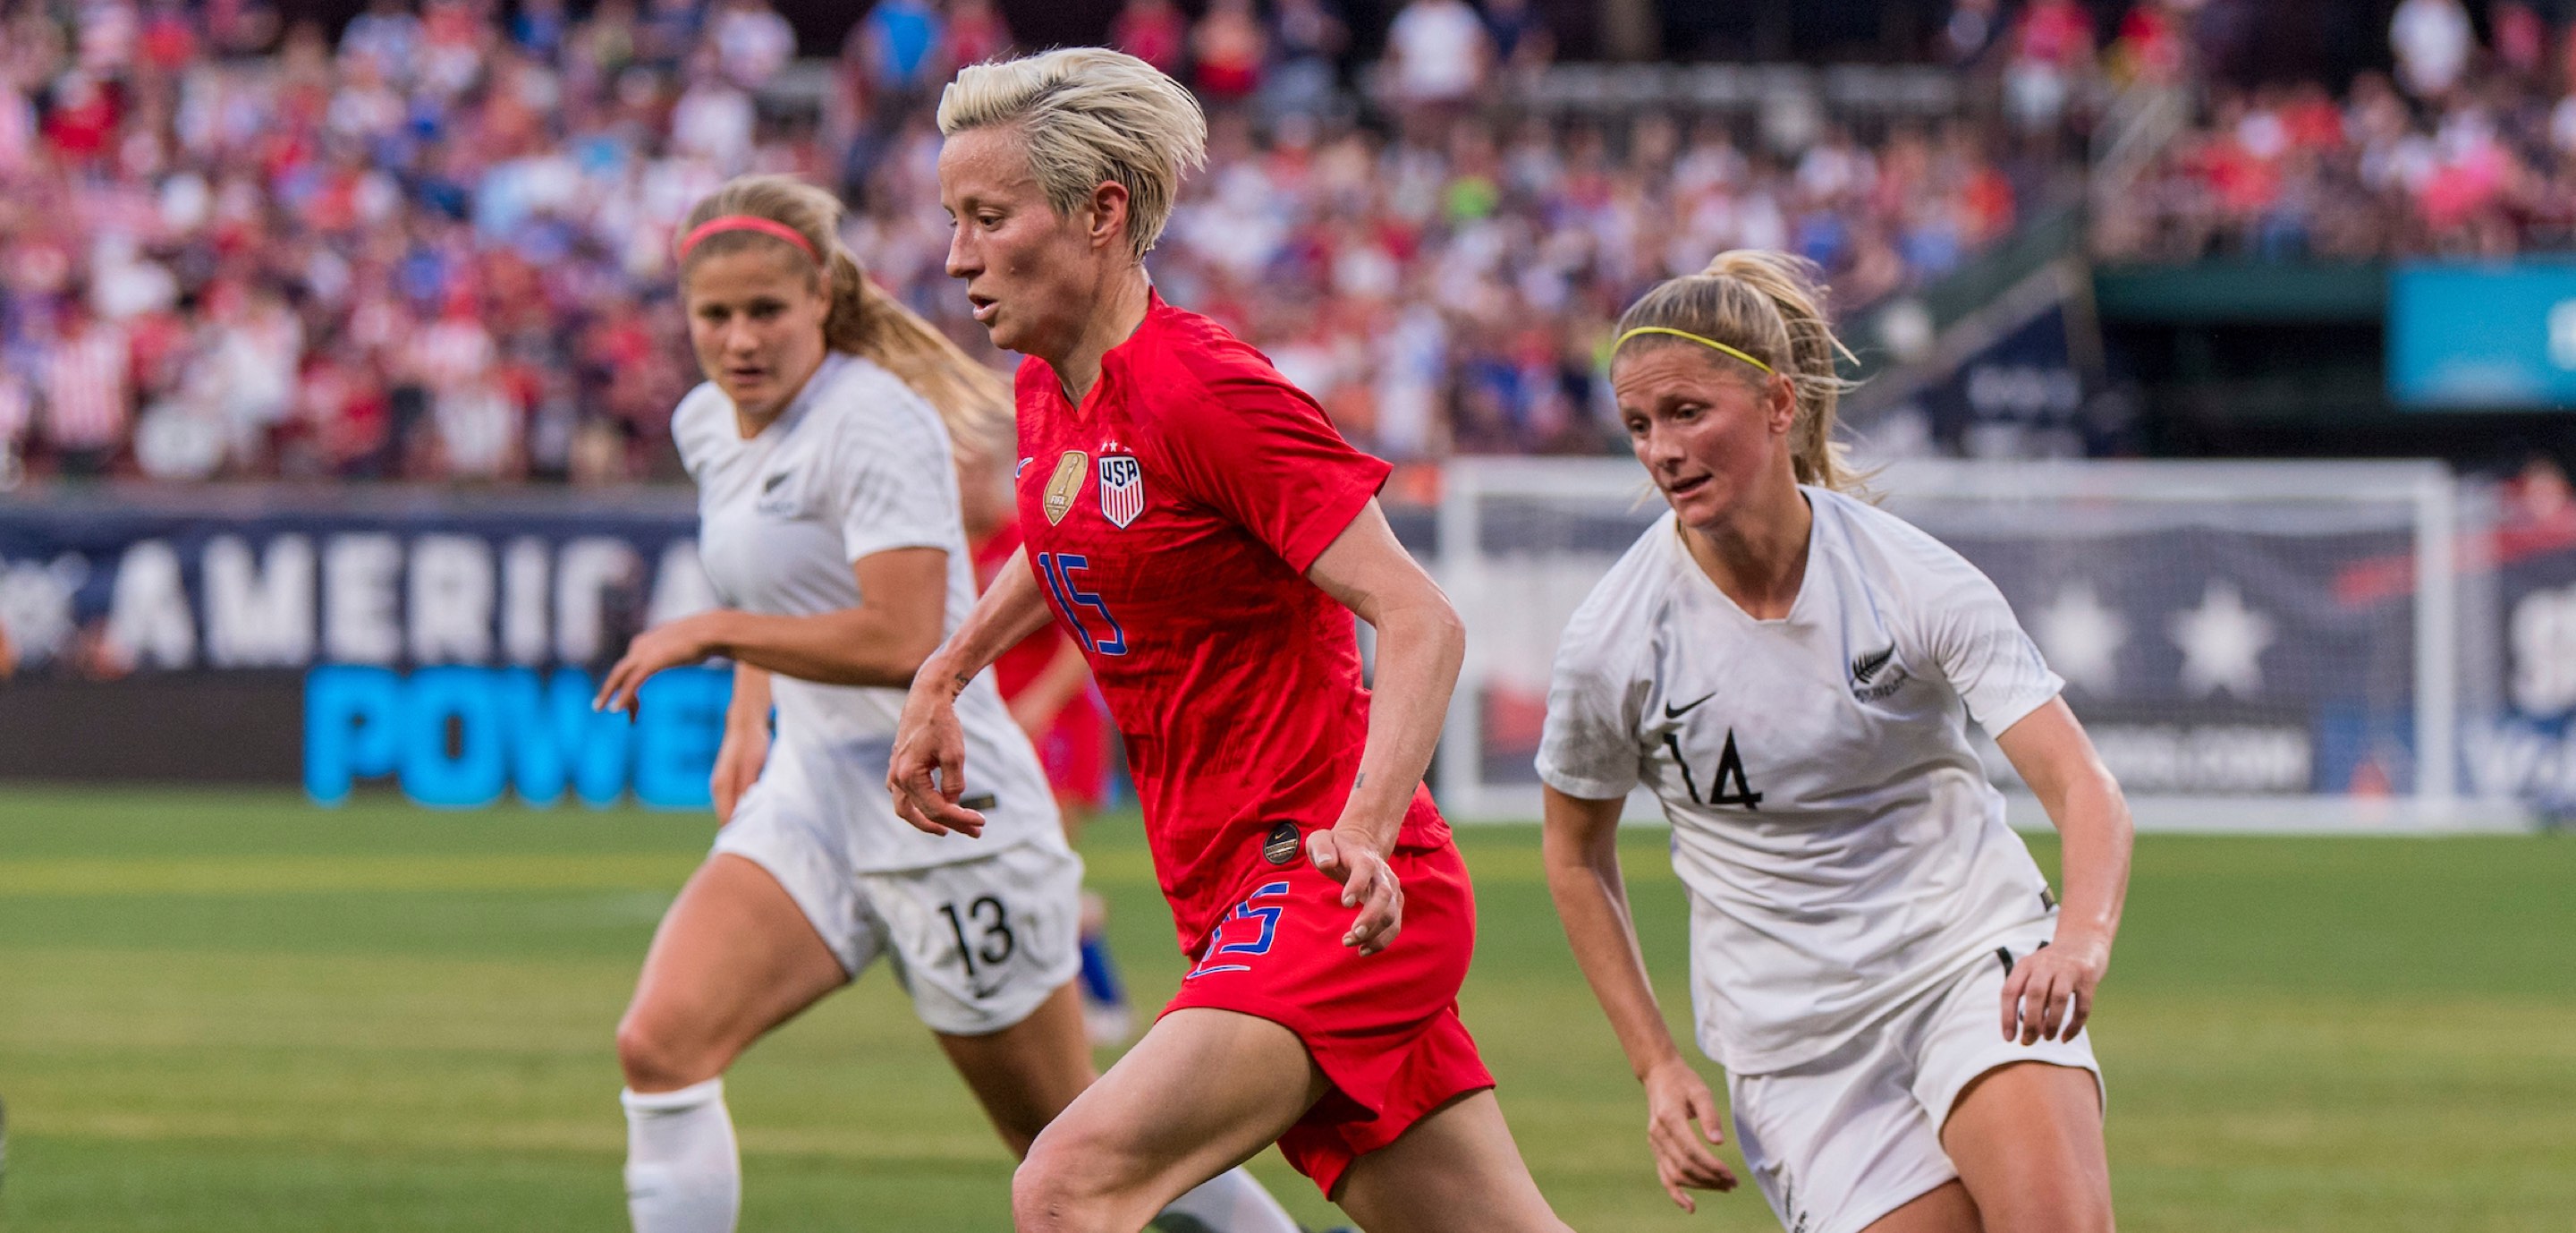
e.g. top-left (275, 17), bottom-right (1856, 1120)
top-left (1538, 251), bottom-right (2129, 1233)
top-left (889, 48), bottom-right (1572, 1233)
top-left (962, 454), bottom-right (1136, 1045)
top-left (598, 174), bottom-right (1295, 1233)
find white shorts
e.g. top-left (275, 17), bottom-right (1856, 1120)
top-left (711, 777), bottom-right (1083, 1037)
top-left (1726, 934), bottom-right (2106, 1233)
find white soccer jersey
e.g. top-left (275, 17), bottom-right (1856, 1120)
top-left (1538, 486), bottom-right (2066, 1074)
top-left (674, 352), bottom-right (1062, 872)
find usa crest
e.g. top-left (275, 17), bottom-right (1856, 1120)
top-left (1042, 451), bottom-right (1089, 525)
top-left (1097, 455), bottom-right (1144, 529)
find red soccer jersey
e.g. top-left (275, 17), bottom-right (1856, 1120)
top-left (1013, 293), bottom-right (1452, 954)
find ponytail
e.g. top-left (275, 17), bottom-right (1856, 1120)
top-left (680, 174), bottom-right (1011, 462)
top-left (1611, 250), bottom-right (1863, 493)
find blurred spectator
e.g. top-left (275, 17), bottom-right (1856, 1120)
top-left (1943, 0), bottom-right (2004, 67)
top-left (2004, 0), bottom-right (2094, 134)
top-left (1192, 0), bottom-right (1267, 106)
top-left (1384, 0), bottom-right (1489, 110)
top-left (2391, 0), bottom-right (2475, 101)
top-left (943, 0), bottom-right (1015, 70)
top-left (2107, 0), bottom-right (2188, 87)
top-left (1111, 0), bottom-right (1190, 80)
top-left (1261, 0), bottom-right (1347, 121)
top-left (1485, 0), bottom-right (1555, 81)
top-left (710, 0), bottom-right (794, 89)
top-left (37, 301), bottom-right (130, 478)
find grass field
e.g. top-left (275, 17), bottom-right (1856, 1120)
top-left (0, 788), bottom-right (2571, 1232)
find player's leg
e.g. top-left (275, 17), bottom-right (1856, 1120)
top-left (1013, 1007), bottom-right (1328, 1233)
top-left (1327, 1089), bottom-right (1572, 1233)
top-left (1938, 1061), bottom-right (2113, 1233)
top-left (616, 854), bottom-right (849, 1233)
top-left (936, 981), bottom-right (1095, 1154)
top-left (938, 987), bottom-right (1303, 1233)
top-left (1856, 1182), bottom-right (1980, 1233)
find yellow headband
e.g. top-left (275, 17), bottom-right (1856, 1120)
top-left (1613, 327), bottom-right (1774, 375)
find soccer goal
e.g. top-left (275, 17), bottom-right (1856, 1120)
top-left (1433, 456), bottom-right (2531, 832)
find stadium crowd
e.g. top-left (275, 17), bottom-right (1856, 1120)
top-left (0, 0), bottom-right (2047, 484)
top-left (2093, 0), bottom-right (2576, 260)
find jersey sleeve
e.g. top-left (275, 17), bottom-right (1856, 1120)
top-left (1919, 558), bottom-right (2063, 737)
top-left (1160, 362), bottom-right (1391, 574)
top-left (829, 376), bottom-right (964, 563)
top-left (1536, 596), bottom-right (1651, 801)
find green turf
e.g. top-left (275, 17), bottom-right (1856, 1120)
top-left (1, 787), bottom-right (2570, 1231)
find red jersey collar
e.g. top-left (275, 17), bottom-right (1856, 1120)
top-left (1052, 287), bottom-right (1174, 412)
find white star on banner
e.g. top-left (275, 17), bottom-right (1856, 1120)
top-left (2170, 580), bottom-right (2275, 700)
top-left (2035, 580), bottom-right (2128, 696)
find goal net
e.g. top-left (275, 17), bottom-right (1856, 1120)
top-left (1434, 457), bottom-right (2521, 831)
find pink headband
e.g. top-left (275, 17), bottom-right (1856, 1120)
top-left (676, 215), bottom-right (820, 261)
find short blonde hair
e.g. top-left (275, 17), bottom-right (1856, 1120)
top-left (1613, 250), bottom-right (1864, 493)
top-left (936, 47), bottom-right (1207, 262)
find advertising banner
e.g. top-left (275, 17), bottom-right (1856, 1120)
top-left (2389, 263), bottom-right (2576, 410)
top-left (0, 489), bottom-right (728, 806)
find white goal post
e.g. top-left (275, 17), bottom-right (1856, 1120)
top-left (1431, 457), bottom-right (2532, 833)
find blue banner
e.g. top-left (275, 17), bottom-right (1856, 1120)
top-left (2389, 263), bottom-right (2576, 410)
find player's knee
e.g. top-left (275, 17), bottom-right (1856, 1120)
top-left (1010, 1127), bottom-right (1131, 1231)
top-left (615, 1009), bottom-right (720, 1093)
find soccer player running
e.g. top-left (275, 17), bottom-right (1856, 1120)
top-left (891, 48), bottom-right (1573, 1233)
top-left (1538, 251), bottom-right (2129, 1233)
top-left (598, 174), bottom-right (1295, 1233)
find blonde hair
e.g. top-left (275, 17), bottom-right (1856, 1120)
top-left (678, 174), bottom-right (1011, 458)
top-left (935, 47), bottom-right (1207, 262)
top-left (1612, 251), bottom-right (1863, 493)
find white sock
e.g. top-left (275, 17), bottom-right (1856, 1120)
top-left (622, 1078), bottom-right (740, 1233)
top-left (1153, 1166), bottom-right (1302, 1233)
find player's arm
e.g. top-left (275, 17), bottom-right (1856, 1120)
top-left (1542, 785), bottom-right (1738, 1211)
top-left (1993, 697), bottom-right (2133, 1044)
top-left (706, 662), bottom-right (772, 824)
top-left (594, 548), bottom-right (951, 714)
top-left (1302, 497), bottom-right (1464, 955)
top-left (886, 546), bottom-right (1060, 839)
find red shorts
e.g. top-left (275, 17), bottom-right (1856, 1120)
top-left (1160, 841), bottom-right (1495, 1197)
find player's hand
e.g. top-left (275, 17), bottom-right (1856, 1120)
top-left (1642, 1057), bottom-right (1738, 1211)
top-left (708, 722), bottom-right (769, 824)
top-left (594, 616), bottom-right (720, 717)
top-left (1305, 828), bottom-right (1402, 956)
top-left (887, 676), bottom-right (985, 838)
top-left (2000, 934), bottom-right (2107, 1044)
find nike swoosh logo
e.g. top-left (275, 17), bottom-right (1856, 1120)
top-left (1663, 693), bottom-right (1716, 719)
top-left (762, 472), bottom-right (790, 493)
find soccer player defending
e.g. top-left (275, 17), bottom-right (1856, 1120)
top-left (598, 174), bottom-right (1294, 1233)
top-left (1538, 251), bottom-right (2129, 1233)
top-left (891, 48), bottom-right (1573, 1233)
